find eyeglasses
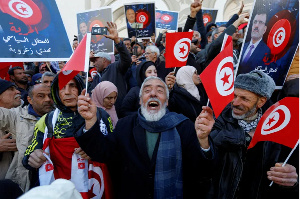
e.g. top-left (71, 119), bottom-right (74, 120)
top-left (35, 80), bottom-right (41, 84)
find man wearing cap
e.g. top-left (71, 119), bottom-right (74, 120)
top-left (0, 83), bottom-right (54, 194)
top-left (89, 22), bottom-right (131, 117)
top-left (203, 70), bottom-right (298, 199)
top-left (0, 79), bottom-right (21, 181)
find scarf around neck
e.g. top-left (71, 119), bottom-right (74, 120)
top-left (138, 109), bottom-right (188, 199)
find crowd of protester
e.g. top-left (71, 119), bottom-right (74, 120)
top-left (0, 1), bottom-right (298, 199)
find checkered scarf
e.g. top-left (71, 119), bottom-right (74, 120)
top-left (238, 109), bottom-right (263, 133)
top-left (138, 109), bottom-right (188, 199)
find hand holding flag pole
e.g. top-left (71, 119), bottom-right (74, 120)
top-left (246, 97), bottom-right (299, 187)
top-left (269, 141), bottom-right (299, 186)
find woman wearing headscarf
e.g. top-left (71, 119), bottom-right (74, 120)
top-left (168, 65), bottom-right (208, 122)
top-left (91, 81), bottom-right (118, 128)
top-left (120, 61), bottom-right (157, 117)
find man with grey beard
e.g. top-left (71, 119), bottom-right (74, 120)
top-left (205, 70), bottom-right (298, 199)
top-left (75, 76), bottom-right (216, 199)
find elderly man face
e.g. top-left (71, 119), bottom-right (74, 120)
top-left (126, 9), bottom-right (135, 23)
top-left (0, 86), bottom-right (21, 108)
top-left (145, 48), bottom-right (157, 63)
top-left (140, 78), bottom-right (168, 121)
top-left (231, 88), bottom-right (266, 119)
top-left (251, 14), bottom-right (267, 42)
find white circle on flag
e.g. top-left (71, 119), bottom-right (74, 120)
top-left (261, 105), bottom-right (291, 135)
top-left (9, 0), bottom-right (33, 18)
top-left (173, 38), bottom-right (191, 62)
top-left (273, 27), bottom-right (285, 48)
top-left (163, 15), bottom-right (170, 21)
top-left (215, 56), bottom-right (234, 96)
top-left (62, 70), bottom-right (73, 75)
top-left (203, 18), bottom-right (209, 24)
top-left (139, 15), bottom-right (146, 23)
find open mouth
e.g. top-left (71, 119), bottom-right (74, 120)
top-left (147, 100), bottom-right (160, 110)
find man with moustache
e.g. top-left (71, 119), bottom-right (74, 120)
top-left (204, 70), bottom-right (298, 199)
top-left (0, 79), bottom-right (21, 181)
top-left (8, 66), bottom-right (29, 105)
top-left (23, 75), bottom-right (113, 198)
top-left (75, 76), bottom-right (216, 198)
top-left (0, 84), bottom-right (54, 197)
top-left (238, 10), bottom-right (271, 74)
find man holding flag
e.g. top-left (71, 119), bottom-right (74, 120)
top-left (198, 70), bottom-right (298, 199)
top-left (22, 75), bottom-right (114, 199)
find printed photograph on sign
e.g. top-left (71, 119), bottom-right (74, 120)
top-left (77, 7), bottom-right (113, 54)
top-left (0, 0), bottom-right (72, 61)
top-left (124, 2), bottom-right (155, 39)
top-left (236, 0), bottom-right (299, 88)
top-left (155, 10), bottom-right (178, 31)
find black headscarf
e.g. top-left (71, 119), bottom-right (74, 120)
top-left (136, 61), bottom-right (156, 86)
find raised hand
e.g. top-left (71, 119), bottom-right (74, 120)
top-left (104, 22), bottom-right (120, 44)
top-left (195, 106), bottom-right (215, 149)
top-left (165, 71), bottom-right (176, 90)
top-left (77, 89), bottom-right (97, 130)
top-left (190, 1), bottom-right (203, 18)
top-left (238, 1), bottom-right (244, 15)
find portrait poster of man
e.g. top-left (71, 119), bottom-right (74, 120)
top-left (77, 7), bottom-right (114, 54)
top-left (124, 3), bottom-right (155, 39)
top-left (155, 10), bottom-right (178, 31)
top-left (0, 0), bottom-right (72, 61)
top-left (236, 0), bottom-right (299, 88)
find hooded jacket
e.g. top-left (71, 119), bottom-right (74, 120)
top-left (23, 75), bottom-right (113, 170)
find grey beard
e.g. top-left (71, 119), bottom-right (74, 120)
top-left (232, 104), bottom-right (257, 120)
top-left (141, 98), bottom-right (167, 121)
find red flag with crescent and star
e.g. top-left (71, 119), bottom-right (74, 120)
top-left (165, 31), bottom-right (193, 68)
top-left (200, 35), bottom-right (234, 118)
top-left (248, 97), bottom-right (299, 149)
top-left (58, 33), bottom-right (91, 90)
top-left (0, 0), bottom-right (42, 25)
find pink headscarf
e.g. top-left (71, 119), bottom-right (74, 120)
top-left (91, 81), bottom-right (118, 128)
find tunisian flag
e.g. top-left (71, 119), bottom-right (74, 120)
top-left (248, 97), bottom-right (299, 149)
top-left (165, 31), bottom-right (193, 68)
top-left (58, 33), bottom-right (91, 90)
top-left (200, 35), bottom-right (234, 118)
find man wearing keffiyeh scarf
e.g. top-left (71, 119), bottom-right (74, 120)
top-left (75, 76), bottom-right (216, 199)
top-left (207, 70), bottom-right (298, 199)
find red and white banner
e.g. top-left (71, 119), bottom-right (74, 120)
top-left (248, 97), bottom-right (299, 149)
top-left (58, 33), bottom-right (91, 90)
top-left (200, 35), bottom-right (234, 118)
top-left (165, 31), bottom-right (193, 68)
